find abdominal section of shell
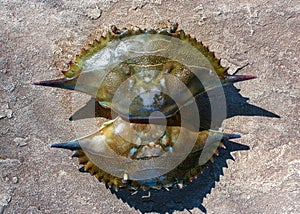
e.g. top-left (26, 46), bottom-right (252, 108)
top-left (34, 23), bottom-right (256, 191)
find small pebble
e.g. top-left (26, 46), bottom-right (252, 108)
top-left (213, 11), bottom-right (223, 16)
top-left (0, 69), bottom-right (7, 74)
top-left (6, 109), bottom-right (13, 119)
top-left (12, 176), bottom-right (18, 184)
top-left (14, 137), bottom-right (28, 147)
top-left (85, 7), bottom-right (102, 20)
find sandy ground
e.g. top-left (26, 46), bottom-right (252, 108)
top-left (0, 0), bottom-right (299, 213)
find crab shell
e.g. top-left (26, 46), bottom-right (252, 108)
top-left (34, 24), bottom-right (256, 191)
top-left (34, 24), bottom-right (255, 120)
top-left (52, 117), bottom-right (240, 190)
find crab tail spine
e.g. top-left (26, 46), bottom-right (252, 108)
top-left (223, 75), bottom-right (257, 84)
top-left (32, 77), bottom-right (77, 90)
top-left (222, 133), bottom-right (241, 140)
top-left (51, 140), bottom-right (81, 151)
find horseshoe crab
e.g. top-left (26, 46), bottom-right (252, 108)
top-left (34, 24), bottom-right (256, 191)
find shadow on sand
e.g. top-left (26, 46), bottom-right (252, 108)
top-left (109, 140), bottom-right (249, 213)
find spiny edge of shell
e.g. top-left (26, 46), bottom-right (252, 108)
top-left (63, 23), bottom-right (227, 79)
top-left (68, 142), bottom-right (225, 192)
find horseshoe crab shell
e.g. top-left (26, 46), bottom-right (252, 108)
top-left (34, 24), bottom-right (255, 120)
top-left (34, 24), bottom-right (256, 191)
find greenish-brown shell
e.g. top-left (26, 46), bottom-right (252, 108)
top-left (53, 117), bottom-right (231, 191)
top-left (71, 26), bottom-right (227, 119)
